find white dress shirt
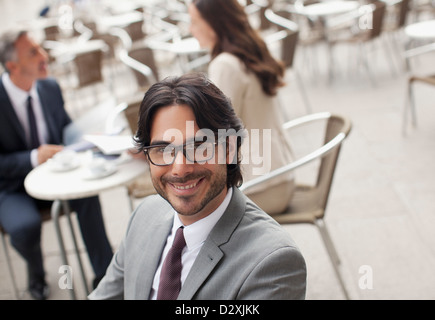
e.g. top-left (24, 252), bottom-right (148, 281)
top-left (149, 187), bottom-right (233, 300)
top-left (2, 73), bottom-right (49, 167)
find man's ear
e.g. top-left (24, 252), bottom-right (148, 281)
top-left (5, 61), bottom-right (16, 74)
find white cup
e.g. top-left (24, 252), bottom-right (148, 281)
top-left (53, 150), bottom-right (77, 167)
top-left (88, 158), bottom-right (109, 176)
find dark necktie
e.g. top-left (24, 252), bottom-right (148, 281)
top-left (157, 226), bottom-right (186, 300)
top-left (27, 96), bottom-right (40, 149)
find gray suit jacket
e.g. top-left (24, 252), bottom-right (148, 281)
top-left (89, 188), bottom-right (306, 300)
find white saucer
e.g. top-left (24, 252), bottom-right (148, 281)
top-left (82, 166), bottom-right (117, 180)
top-left (48, 158), bottom-right (81, 172)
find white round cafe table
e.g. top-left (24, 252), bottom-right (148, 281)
top-left (146, 37), bottom-right (208, 73)
top-left (25, 152), bottom-right (147, 201)
top-left (24, 152), bottom-right (148, 299)
top-left (404, 20), bottom-right (435, 40)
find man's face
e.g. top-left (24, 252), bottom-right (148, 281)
top-left (148, 104), bottom-right (228, 225)
top-left (10, 33), bottom-right (49, 82)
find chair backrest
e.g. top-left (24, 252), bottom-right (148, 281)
top-left (315, 115), bottom-right (351, 212)
top-left (240, 113), bottom-right (351, 216)
top-left (123, 20), bottom-right (146, 42)
top-left (127, 46), bottom-right (159, 86)
top-left (93, 33), bottom-right (121, 59)
top-left (264, 8), bottom-right (300, 68)
top-left (73, 49), bottom-right (104, 87)
top-left (280, 31), bottom-right (299, 69)
top-left (397, 0), bottom-right (411, 27)
top-left (123, 100), bottom-right (142, 135)
top-left (44, 25), bottom-right (60, 41)
top-left (369, 1), bottom-right (387, 39)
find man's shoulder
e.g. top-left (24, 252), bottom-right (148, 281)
top-left (240, 198), bottom-right (300, 250)
top-left (36, 77), bottom-right (61, 91)
top-left (0, 74), bottom-right (6, 96)
top-left (218, 194), bottom-right (305, 284)
top-left (137, 193), bottom-right (167, 206)
top-left (132, 194), bottom-right (172, 221)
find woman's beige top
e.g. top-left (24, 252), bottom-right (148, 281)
top-left (209, 52), bottom-right (294, 212)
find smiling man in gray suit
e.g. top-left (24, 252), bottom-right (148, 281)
top-left (89, 73), bottom-right (306, 300)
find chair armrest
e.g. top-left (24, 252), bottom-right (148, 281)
top-left (265, 30), bottom-right (291, 45)
top-left (404, 43), bottom-right (435, 59)
top-left (108, 27), bottom-right (132, 49)
top-left (282, 111), bottom-right (332, 130)
top-left (326, 4), bottom-right (374, 30)
top-left (74, 20), bottom-right (93, 42)
top-left (239, 112), bottom-right (348, 193)
top-left (265, 8), bottom-right (299, 32)
top-left (118, 49), bottom-right (157, 84)
top-left (240, 133), bottom-right (346, 192)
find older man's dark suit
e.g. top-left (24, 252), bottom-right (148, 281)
top-left (0, 76), bottom-right (113, 282)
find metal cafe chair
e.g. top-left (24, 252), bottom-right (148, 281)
top-left (240, 112), bottom-right (352, 299)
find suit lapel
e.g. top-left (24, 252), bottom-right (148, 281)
top-left (36, 82), bottom-right (57, 144)
top-left (0, 80), bottom-right (27, 146)
top-left (177, 241), bottom-right (223, 300)
top-left (178, 188), bottom-right (246, 299)
top-left (134, 206), bottom-right (173, 299)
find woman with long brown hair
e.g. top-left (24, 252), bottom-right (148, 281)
top-left (189, 0), bottom-right (295, 215)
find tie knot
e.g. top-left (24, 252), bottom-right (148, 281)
top-left (27, 95), bottom-right (33, 107)
top-left (172, 227), bottom-right (186, 250)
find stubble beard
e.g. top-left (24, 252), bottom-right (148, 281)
top-left (152, 166), bottom-right (227, 217)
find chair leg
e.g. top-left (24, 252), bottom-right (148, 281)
top-left (1, 231), bottom-right (21, 299)
top-left (294, 69), bottom-right (313, 114)
top-left (51, 200), bottom-right (77, 300)
top-left (408, 82), bottom-right (417, 128)
top-left (61, 201), bottom-right (89, 295)
top-left (382, 34), bottom-right (398, 77)
top-left (361, 43), bottom-right (377, 87)
top-left (403, 80), bottom-right (417, 136)
top-left (315, 219), bottom-right (350, 300)
top-left (403, 84), bottom-right (409, 136)
top-left (327, 42), bottom-right (336, 83)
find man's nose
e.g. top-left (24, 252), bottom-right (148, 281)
top-left (170, 149), bottom-right (194, 177)
top-left (38, 46), bottom-right (48, 60)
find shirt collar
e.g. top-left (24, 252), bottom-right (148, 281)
top-left (2, 73), bottom-right (38, 107)
top-left (172, 187), bottom-right (233, 250)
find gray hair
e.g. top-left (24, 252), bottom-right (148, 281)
top-left (0, 29), bottom-right (27, 72)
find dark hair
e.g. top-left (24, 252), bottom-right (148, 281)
top-left (134, 73), bottom-right (245, 188)
top-left (192, 0), bottom-right (285, 96)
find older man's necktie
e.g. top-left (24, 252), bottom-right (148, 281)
top-left (157, 226), bottom-right (186, 300)
top-left (27, 96), bottom-right (40, 149)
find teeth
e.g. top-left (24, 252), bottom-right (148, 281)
top-left (173, 182), bottom-right (198, 190)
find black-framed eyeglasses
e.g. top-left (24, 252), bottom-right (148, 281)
top-left (143, 141), bottom-right (219, 166)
